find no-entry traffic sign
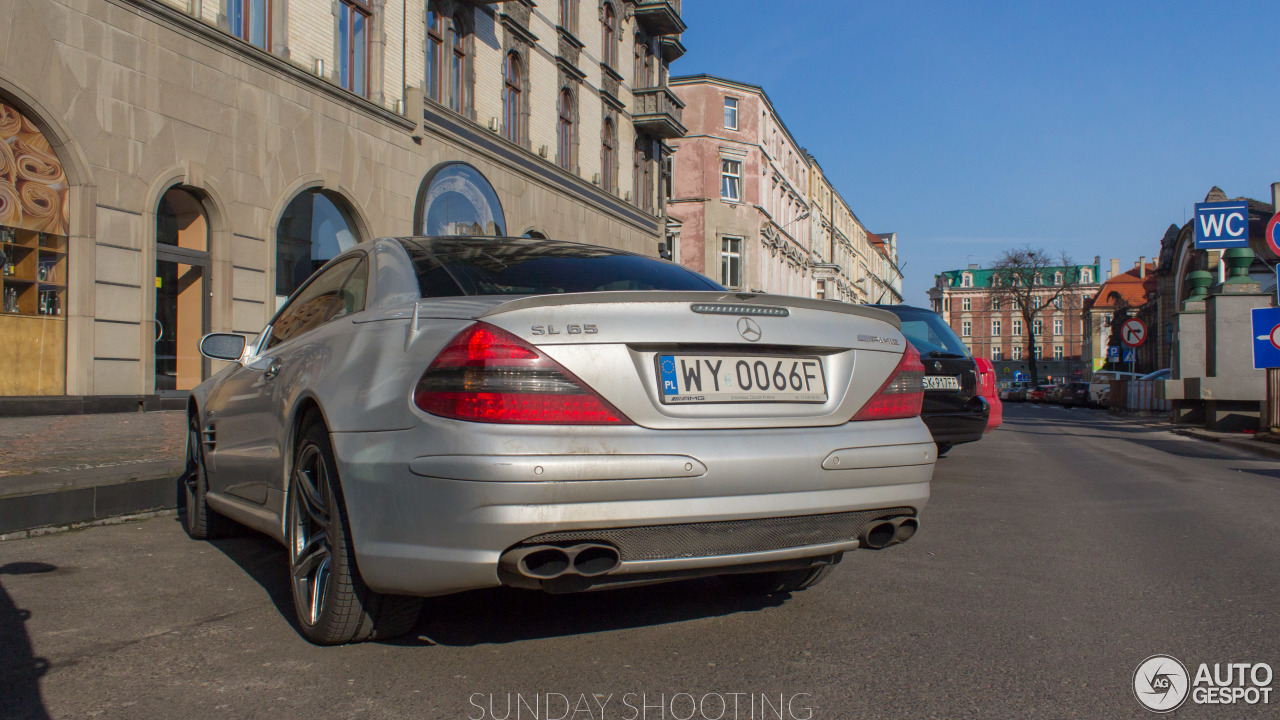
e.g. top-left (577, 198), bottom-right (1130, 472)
top-left (1120, 317), bottom-right (1147, 347)
top-left (1266, 213), bottom-right (1280, 257)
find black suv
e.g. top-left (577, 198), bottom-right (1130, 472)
top-left (872, 305), bottom-right (989, 455)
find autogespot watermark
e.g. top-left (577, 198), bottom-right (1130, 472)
top-left (466, 692), bottom-right (814, 720)
top-left (1133, 655), bottom-right (1273, 713)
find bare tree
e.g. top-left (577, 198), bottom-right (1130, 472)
top-left (988, 246), bottom-right (1081, 387)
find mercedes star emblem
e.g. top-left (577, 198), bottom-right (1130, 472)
top-left (737, 317), bottom-right (762, 342)
top-left (933, 361), bottom-right (943, 372)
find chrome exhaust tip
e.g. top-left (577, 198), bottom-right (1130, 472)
top-left (567, 543), bottom-right (621, 577)
top-left (892, 517), bottom-right (919, 543)
top-left (499, 545), bottom-right (572, 579)
top-left (859, 520), bottom-right (897, 550)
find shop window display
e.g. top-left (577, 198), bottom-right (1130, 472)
top-left (0, 100), bottom-right (69, 395)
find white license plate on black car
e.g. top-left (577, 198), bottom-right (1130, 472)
top-left (923, 376), bottom-right (961, 390)
top-left (658, 355), bottom-right (827, 404)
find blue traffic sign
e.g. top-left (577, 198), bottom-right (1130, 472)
top-left (1122, 348), bottom-right (1136, 363)
top-left (1107, 346), bottom-right (1120, 361)
top-left (1195, 201), bottom-right (1250, 249)
top-left (1252, 307), bottom-right (1280, 369)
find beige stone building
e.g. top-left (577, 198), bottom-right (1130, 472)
top-left (0, 0), bottom-right (686, 403)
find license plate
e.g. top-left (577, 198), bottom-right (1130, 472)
top-left (658, 355), bottom-right (827, 404)
top-left (923, 376), bottom-right (961, 391)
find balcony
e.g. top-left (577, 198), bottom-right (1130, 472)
top-left (661, 35), bottom-right (686, 62)
top-left (634, 0), bottom-right (686, 36)
top-left (632, 86), bottom-right (686, 139)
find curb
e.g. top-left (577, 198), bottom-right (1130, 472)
top-left (1169, 428), bottom-right (1280, 461)
top-left (0, 461), bottom-right (183, 536)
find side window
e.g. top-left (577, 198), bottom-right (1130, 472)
top-left (334, 256), bottom-right (369, 318)
top-left (268, 256), bottom-right (361, 349)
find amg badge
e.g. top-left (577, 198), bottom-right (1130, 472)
top-left (857, 334), bottom-right (900, 346)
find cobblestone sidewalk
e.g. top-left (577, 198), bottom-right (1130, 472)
top-left (0, 411), bottom-right (186, 478)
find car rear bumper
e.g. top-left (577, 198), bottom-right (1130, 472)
top-left (921, 402), bottom-right (989, 445)
top-left (329, 419), bottom-right (935, 597)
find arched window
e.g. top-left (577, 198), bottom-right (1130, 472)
top-left (1081, 268), bottom-right (1093, 283)
top-left (414, 162), bottom-right (507, 237)
top-left (1054, 271), bottom-right (1063, 284)
top-left (155, 187), bottom-right (211, 392)
top-left (557, 89), bottom-right (574, 170)
top-left (503, 52), bottom-right (522, 144)
top-left (601, 118), bottom-right (615, 192)
top-left (602, 3), bottom-right (616, 68)
top-left (426, 2), bottom-right (443, 101)
top-left (276, 189), bottom-right (361, 307)
top-left (450, 13), bottom-right (470, 113)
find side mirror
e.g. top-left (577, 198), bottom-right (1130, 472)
top-left (199, 333), bottom-right (248, 362)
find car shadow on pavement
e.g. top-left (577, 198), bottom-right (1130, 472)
top-left (204, 525), bottom-right (788, 646)
top-left (0, 562), bottom-right (56, 720)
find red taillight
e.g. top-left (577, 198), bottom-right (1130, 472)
top-left (414, 322), bottom-right (631, 425)
top-left (851, 344), bottom-right (925, 421)
top-left (974, 357), bottom-right (997, 397)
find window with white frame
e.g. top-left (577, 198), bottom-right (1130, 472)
top-left (1053, 345), bottom-right (1064, 359)
top-left (1033, 296), bottom-right (1042, 309)
top-left (1013, 319), bottom-right (1022, 335)
top-left (962, 297), bottom-right (971, 311)
top-left (720, 236), bottom-right (742, 289)
top-left (992, 318), bottom-right (1001, 336)
top-left (961, 320), bottom-right (971, 337)
top-left (723, 97), bottom-right (738, 130)
top-left (992, 346), bottom-right (1002, 361)
top-left (720, 159), bottom-right (741, 201)
top-left (1053, 318), bottom-right (1063, 336)
top-left (962, 273), bottom-right (972, 287)
top-left (1081, 268), bottom-right (1093, 283)
top-left (1033, 318), bottom-right (1043, 336)
top-left (1012, 345), bottom-right (1022, 360)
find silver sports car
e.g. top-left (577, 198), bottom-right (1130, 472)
top-left (185, 236), bottom-right (935, 645)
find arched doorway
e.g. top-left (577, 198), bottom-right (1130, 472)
top-left (275, 188), bottom-right (361, 308)
top-left (414, 162), bottom-right (506, 236)
top-left (154, 186), bottom-right (211, 393)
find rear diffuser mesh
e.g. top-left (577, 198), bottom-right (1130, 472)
top-left (520, 507), bottom-right (915, 561)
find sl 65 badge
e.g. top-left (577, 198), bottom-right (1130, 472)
top-left (531, 324), bottom-right (598, 335)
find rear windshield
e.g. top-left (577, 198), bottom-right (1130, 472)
top-left (1092, 372), bottom-right (1115, 383)
top-left (397, 237), bottom-right (723, 297)
top-left (877, 306), bottom-right (970, 358)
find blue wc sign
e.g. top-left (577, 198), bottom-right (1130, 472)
top-left (1194, 201), bottom-right (1250, 249)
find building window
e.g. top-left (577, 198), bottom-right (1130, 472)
top-left (962, 272), bottom-right (972, 287)
top-left (1053, 345), bottom-right (1064, 360)
top-left (450, 14), bottom-right (470, 113)
top-left (602, 3), bottom-right (616, 68)
top-left (1033, 296), bottom-right (1042, 309)
top-left (943, 298), bottom-right (950, 311)
top-left (633, 140), bottom-right (650, 211)
top-left (724, 97), bottom-right (738, 130)
top-left (1081, 268), bottom-right (1093, 283)
top-left (1054, 271), bottom-right (1063, 284)
top-left (961, 320), bottom-right (971, 337)
top-left (426, 2), bottom-right (443, 100)
top-left (992, 346), bottom-right (1002, 361)
top-left (559, 0), bottom-right (575, 31)
top-left (720, 237), bottom-right (742, 290)
top-left (276, 189), bottom-right (362, 307)
top-left (1013, 319), bottom-right (1022, 335)
top-left (992, 297), bottom-right (1001, 310)
top-left (1012, 345), bottom-right (1022, 360)
top-left (414, 162), bottom-right (507, 236)
top-left (503, 52), bottom-right (522, 144)
top-left (338, 0), bottom-right (370, 96)
top-left (634, 34), bottom-right (653, 87)
top-left (1054, 318), bottom-right (1063, 336)
top-left (601, 118), bottom-right (615, 192)
top-left (992, 319), bottom-right (1001, 336)
top-left (962, 297), bottom-right (971, 311)
top-left (228, 0), bottom-right (270, 50)
top-left (720, 159), bottom-right (741, 201)
top-left (1033, 318), bottom-right (1043, 336)
top-left (557, 89), bottom-right (574, 170)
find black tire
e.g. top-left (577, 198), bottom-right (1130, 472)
top-left (287, 419), bottom-right (421, 645)
top-left (935, 442), bottom-right (953, 457)
top-left (721, 563), bottom-right (837, 595)
top-left (181, 414), bottom-right (236, 539)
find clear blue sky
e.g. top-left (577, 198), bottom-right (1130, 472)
top-left (675, 0), bottom-right (1280, 304)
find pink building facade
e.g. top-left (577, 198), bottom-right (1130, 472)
top-left (665, 76), bottom-right (813, 295)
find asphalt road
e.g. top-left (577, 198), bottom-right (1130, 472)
top-left (2, 405), bottom-right (1278, 720)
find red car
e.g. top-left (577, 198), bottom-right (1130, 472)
top-left (1027, 385), bottom-right (1050, 403)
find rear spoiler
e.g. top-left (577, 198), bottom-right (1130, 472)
top-left (478, 291), bottom-right (903, 329)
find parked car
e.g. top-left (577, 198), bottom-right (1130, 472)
top-left (872, 305), bottom-right (989, 456)
top-left (975, 358), bottom-right (1002, 432)
top-left (1045, 384), bottom-right (1066, 404)
top-left (1059, 381), bottom-right (1092, 407)
top-left (1000, 381), bottom-right (1030, 402)
top-left (1027, 385), bottom-right (1051, 403)
top-left (184, 236), bottom-right (937, 645)
top-left (1139, 368), bottom-right (1171, 381)
top-left (1087, 370), bottom-right (1143, 406)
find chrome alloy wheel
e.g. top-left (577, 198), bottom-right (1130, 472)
top-left (289, 442), bottom-right (333, 627)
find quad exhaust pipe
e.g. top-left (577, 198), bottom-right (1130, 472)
top-left (500, 543), bottom-right (621, 580)
top-left (859, 516), bottom-right (919, 550)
